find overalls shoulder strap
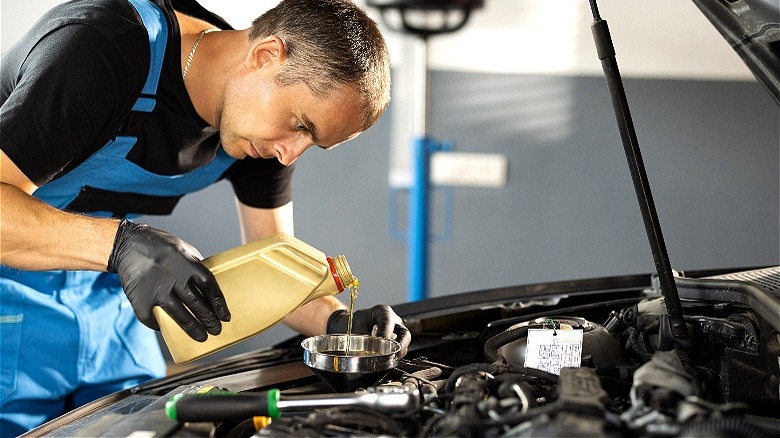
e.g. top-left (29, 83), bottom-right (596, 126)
top-left (122, 0), bottom-right (169, 135)
top-left (31, 0), bottom-right (235, 218)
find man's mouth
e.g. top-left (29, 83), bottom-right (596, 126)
top-left (249, 142), bottom-right (260, 159)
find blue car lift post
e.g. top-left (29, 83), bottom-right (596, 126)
top-left (408, 136), bottom-right (452, 302)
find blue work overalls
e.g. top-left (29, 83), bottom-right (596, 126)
top-left (0, 0), bottom-right (235, 434)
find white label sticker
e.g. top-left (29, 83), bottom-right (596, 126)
top-left (524, 329), bottom-right (584, 375)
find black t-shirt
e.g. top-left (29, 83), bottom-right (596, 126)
top-left (0, 0), bottom-right (293, 210)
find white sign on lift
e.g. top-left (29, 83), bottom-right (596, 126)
top-left (430, 152), bottom-right (509, 188)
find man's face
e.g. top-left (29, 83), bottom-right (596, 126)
top-left (217, 62), bottom-right (366, 166)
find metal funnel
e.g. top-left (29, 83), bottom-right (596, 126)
top-left (301, 335), bottom-right (401, 392)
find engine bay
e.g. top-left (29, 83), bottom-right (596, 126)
top-left (249, 268), bottom-right (780, 438)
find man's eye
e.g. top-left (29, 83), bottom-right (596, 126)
top-left (295, 122), bottom-right (307, 131)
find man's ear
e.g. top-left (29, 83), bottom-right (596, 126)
top-left (246, 35), bottom-right (286, 71)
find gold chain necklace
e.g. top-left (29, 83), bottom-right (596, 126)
top-left (183, 28), bottom-right (218, 81)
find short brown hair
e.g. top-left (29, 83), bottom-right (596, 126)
top-left (249, 0), bottom-right (391, 130)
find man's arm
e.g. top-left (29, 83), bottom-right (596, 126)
top-left (235, 200), bottom-right (347, 336)
top-left (1, 150), bottom-right (230, 340)
top-left (0, 150), bottom-right (119, 271)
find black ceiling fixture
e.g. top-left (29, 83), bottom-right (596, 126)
top-left (366, 0), bottom-right (484, 39)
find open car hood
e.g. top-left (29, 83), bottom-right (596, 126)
top-left (693, 0), bottom-right (780, 104)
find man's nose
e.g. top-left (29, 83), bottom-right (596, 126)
top-left (278, 139), bottom-right (313, 166)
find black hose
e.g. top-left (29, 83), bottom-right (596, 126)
top-left (503, 401), bottom-right (563, 427)
top-left (307, 405), bottom-right (409, 436)
top-left (483, 326), bottom-right (529, 363)
top-left (403, 366), bottom-right (443, 390)
top-left (444, 363), bottom-right (502, 394)
top-left (680, 416), bottom-right (778, 438)
top-left (506, 365), bottom-right (559, 384)
top-left (443, 362), bottom-right (558, 396)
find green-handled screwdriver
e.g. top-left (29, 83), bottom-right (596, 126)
top-left (166, 387), bottom-right (419, 423)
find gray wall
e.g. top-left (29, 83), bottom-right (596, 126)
top-left (143, 72), bottom-right (780, 368)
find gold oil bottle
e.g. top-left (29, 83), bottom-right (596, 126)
top-left (154, 233), bottom-right (355, 363)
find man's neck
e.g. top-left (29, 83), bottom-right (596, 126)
top-left (175, 12), bottom-right (249, 127)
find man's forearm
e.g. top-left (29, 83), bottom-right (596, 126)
top-left (284, 295), bottom-right (347, 336)
top-left (0, 182), bottom-right (119, 271)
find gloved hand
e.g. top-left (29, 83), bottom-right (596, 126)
top-left (327, 304), bottom-right (411, 357)
top-left (107, 219), bottom-right (231, 342)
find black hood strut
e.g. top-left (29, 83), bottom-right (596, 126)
top-left (588, 0), bottom-right (688, 341)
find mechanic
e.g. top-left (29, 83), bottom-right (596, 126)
top-left (0, 0), bottom-right (411, 434)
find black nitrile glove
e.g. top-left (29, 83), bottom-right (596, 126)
top-left (107, 220), bottom-right (231, 342)
top-left (327, 304), bottom-right (411, 357)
